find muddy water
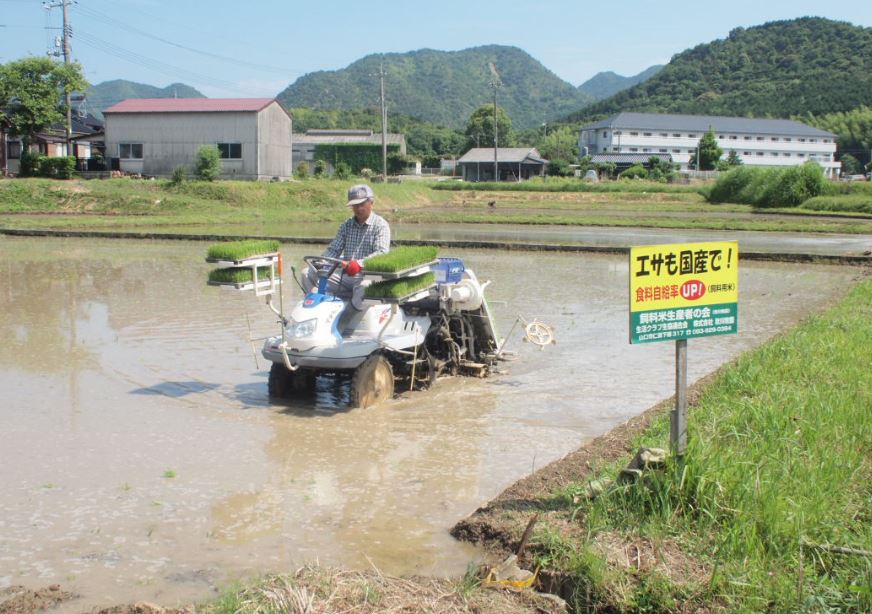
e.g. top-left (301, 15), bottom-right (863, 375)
top-left (0, 236), bottom-right (862, 610)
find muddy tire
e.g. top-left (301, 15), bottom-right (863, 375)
top-left (350, 353), bottom-right (394, 408)
top-left (268, 363), bottom-right (314, 399)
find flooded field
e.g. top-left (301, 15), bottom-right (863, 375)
top-left (0, 236), bottom-right (863, 611)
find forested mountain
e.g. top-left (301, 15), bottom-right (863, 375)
top-left (83, 80), bottom-right (205, 119)
top-left (277, 45), bottom-right (594, 130)
top-left (566, 18), bottom-right (872, 123)
top-left (577, 66), bottom-right (663, 100)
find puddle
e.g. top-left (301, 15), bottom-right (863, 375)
top-left (0, 236), bottom-right (862, 610)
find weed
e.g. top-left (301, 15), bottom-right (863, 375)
top-left (162, 469), bottom-right (176, 479)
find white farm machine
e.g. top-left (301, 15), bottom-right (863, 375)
top-left (206, 242), bottom-right (553, 408)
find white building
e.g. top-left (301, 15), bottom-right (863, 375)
top-left (104, 98), bottom-right (292, 180)
top-left (578, 112), bottom-right (839, 177)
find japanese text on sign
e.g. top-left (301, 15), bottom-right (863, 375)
top-left (629, 241), bottom-right (739, 344)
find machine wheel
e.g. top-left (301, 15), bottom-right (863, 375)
top-left (268, 363), bottom-right (314, 399)
top-left (351, 353), bottom-right (395, 408)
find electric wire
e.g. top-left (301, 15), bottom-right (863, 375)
top-left (75, 1), bottom-right (293, 75)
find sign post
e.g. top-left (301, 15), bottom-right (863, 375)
top-left (629, 241), bottom-right (739, 456)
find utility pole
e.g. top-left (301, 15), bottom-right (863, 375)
top-left (489, 63), bottom-right (501, 182)
top-left (379, 62), bottom-right (387, 180)
top-left (44, 0), bottom-right (73, 155)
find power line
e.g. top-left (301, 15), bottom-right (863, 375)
top-left (75, 1), bottom-right (292, 75)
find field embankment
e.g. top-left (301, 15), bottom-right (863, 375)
top-left (454, 272), bottom-right (872, 612)
top-left (2, 177), bottom-right (872, 235)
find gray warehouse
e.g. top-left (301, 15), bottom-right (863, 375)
top-left (103, 98), bottom-right (292, 180)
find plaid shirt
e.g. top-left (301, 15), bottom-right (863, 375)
top-left (323, 212), bottom-right (390, 262)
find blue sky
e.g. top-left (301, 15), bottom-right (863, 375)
top-left (1, 0), bottom-right (870, 99)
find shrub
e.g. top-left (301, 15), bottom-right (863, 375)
top-left (334, 161), bottom-right (352, 180)
top-left (171, 166), bottom-right (187, 185)
top-left (708, 162), bottom-right (825, 207)
top-left (620, 164), bottom-right (648, 180)
top-left (195, 145), bottom-right (221, 181)
top-left (359, 167), bottom-right (373, 179)
top-left (37, 156), bottom-right (76, 179)
top-left (313, 159), bottom-right (327, 178)
top-left (294, 161), bottom-right (309, 180)
top-left (548, 159), bottom-right (572, 177)
top-left (19, 151), bottom-right (44, 177)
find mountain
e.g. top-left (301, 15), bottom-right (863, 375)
top-left (578, 65), bottom-right (664, 100)
top-left (567, 18), bottom-right (872, 123)
top-left (83, 80), bottom-right (205, 119)
top-left (277, 45), bottom-right (594, 130)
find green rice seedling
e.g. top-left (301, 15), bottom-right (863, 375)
top-left (206, 239), bottom-right (279, 261)
top-left (162, 469), bottom-right (176, 479)
top-left (363, 246), bottom-right (438, 273)
top-left (364, 272), bottom-right (435, 300)
top-left (208, 267), bottom-right (273, 284)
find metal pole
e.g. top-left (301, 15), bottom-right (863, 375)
top-left (62, 0), bottom-right (72, 156)
top-left (380, 62), bottom-right (387, 180)
top-left (493, 83), bottom-right (498, 181)
top-left (672, 339), bottom-right (688, 456)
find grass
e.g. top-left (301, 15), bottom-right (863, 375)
top-left (363, 245), bottom-right (439, 272)
top-left (4, 176), bottom-right (871, 235)
top-left (207, 239), bottom-right (280, 261)
top-left (364, 272), bottom-right (435, 300)
top-left (208, 267), bottom-right (273, 284)
top-left (433, 177), bottom-right (704, 194)
top-left (162, 469), bottom-right (177, 479)
top-left (532, 276), bottom-right (872, 612)
top-left (799, 193), bottom-right (872, 214)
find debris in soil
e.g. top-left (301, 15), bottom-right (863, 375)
top-left (0, 585), bottom-right (76, 614)
top-left (229, 564), bottom-right (566, 613)
top-left (93, 603), bottom-right (194, 614)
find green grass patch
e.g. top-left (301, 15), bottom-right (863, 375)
top-left (363, 246), bottom-right (438, 272)
top-left (799, 193), bottom-right (872, 214)
top-left (433, 177), bottom-right (704, 194)
top-left (364, 272), bottom-right (435, 299)
top-left (206, 239), bottom-right (279, 261)
top-left (535, 276), bottom-right (872, 612)
top-left (208, 267), bottom-right (273, 284)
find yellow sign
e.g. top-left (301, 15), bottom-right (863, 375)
top-left (629, 241), bottom-right (738, 344)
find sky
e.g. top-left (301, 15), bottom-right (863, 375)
top-left (1, 0), bottom-right (870, 100)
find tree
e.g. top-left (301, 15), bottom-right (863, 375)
top-left (463, 104), bottom-right (515, 153)
top-left (195, 145), bottom-right (221, 181)
top-left (537, 126), bottom-right (579, 163)
top-left (688, 129), bottom-right (723, 170)
top-left (839, 153), bottom-right (862, 176)
top-left (0, 56), bottom-right (88, 147)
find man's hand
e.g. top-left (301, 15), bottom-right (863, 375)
top-left (342, 260), bottom-right (362, 276)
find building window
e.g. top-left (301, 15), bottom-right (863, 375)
top-left (798, 138), bottom-right (806, 142)
top-left (809, 139), bottom-right (817, 143)
top-left (7, 141), bottom-right (22, 159)
top-left (718, 135), bottom-right (725, 139)
top-left (756, 136), bottom-right (764, 141)
top-left (757, 152), bottom-right (764, 156)
top-left (629, 147), bottom-right (638, 152)
top-left (771, 137), bottom-right (779, 142)
top-left (218, 143), bottom-right (242, 159)
top-left (822, 139), bottom-right (830, 143)
top-left (614, 130), bottom-right (622, 135)
top-left (660, 132), bottom-right (668, 137)
top-left (744, 152), bottom-right (751, 156)
top-left (119, 143), bottom-right (143, 159)
top-left (772, 152), bottom-right (779, 156)
top-left (642, 148), bottom-right (651, 152)
top-left (672, 149), bottom-right (680, 153)
top-left (784, 137), bottom-right (792, 142)
top-left (643, 132), bottom-right (652, 136)
top-left (613, 146), bottom-right (620, 152)
top-left (783, 153), bottom-right (791, 157)
top-left (629, 132), bottom-right (639, 136)
top-left (602, 131), bottom-right (607, 138)
top-left (797, 153), bottom-right (805, 157)
top-left (730, 135), bottom-right (737, 140)
top-left (659, 148), bottom-right (667, 153)
top-left (744, 136), bottom-right (752, 140)
top-left (688, 134), bottom-right (696, 138)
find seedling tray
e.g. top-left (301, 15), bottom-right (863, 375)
top-left (362, 260), bottom-right (437, 280)
top-left (205, 254), bottom-right (279, 268)
top-left (208, 278), bottom-right (281, 291)
top-left (364, 284), bottom-right (436, 304)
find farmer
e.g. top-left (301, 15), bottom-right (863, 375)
top-left (306, 183), bottom-right (390, 310)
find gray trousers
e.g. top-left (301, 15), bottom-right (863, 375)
top-left (304, 266), bottom-right (366, 310)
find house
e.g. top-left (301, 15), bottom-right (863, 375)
top-left (578, 112), bottom-right (839, 178)
top-left (103, 98), bottom-right (292, 179)
top-left (292, 129), bottom-right (406, 173)
top-left (588, 153), bottom-right (673, 174)
top-left (457, 147), bottom-right (547, 182)
top-left (1, 112), bottom-right (104, 175)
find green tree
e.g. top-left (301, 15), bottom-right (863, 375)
top-left (463, 104), bottom-right (515, 153)
top-left (294, 161), bottom-right (309, 180)
top-left (195, 145), bottom-right (221, 181)
top-left (0, 56), bottom-right (88, 148)
top-left (688, 129), bottom-right (723, 171)
top-left (839, 153), bottom-right (862, 175)
top-left (647, 156), bottom-right (677, 182)
top-left (537, 126), bottom-right (579, 162)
